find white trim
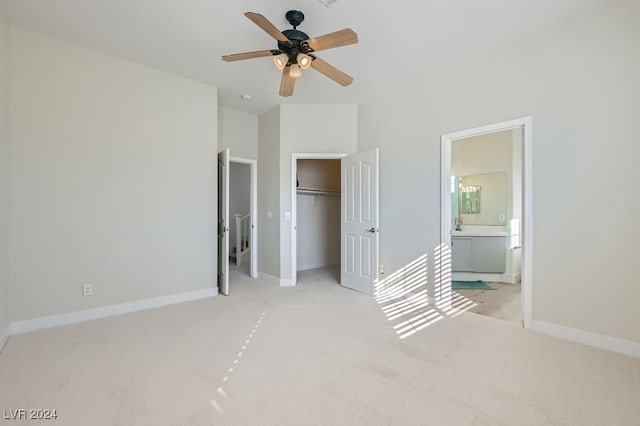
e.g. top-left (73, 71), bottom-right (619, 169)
top-left (439, 134), bottom-right (452, 308)
top-left (441, 117), bottom-right (533, 328)
top-left (10, 288), bottom-right (217, 335)
top-left (229, 156), bottom-right (258, 279)
top-left (280, 278), bottom-right (294, 287)
top-left (290, 153), bottom-right (347, 287)
top-left (0, 327), bottom-right (9, 353)
top-left (521, 118), bottom-right (533, 328)
top-left (258, 272), bottom-right (293, 287)
top-left (531, 320), bottom-right (640, 358)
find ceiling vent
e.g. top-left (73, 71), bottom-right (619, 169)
top-left (316, 0), bottom-right (338, 7)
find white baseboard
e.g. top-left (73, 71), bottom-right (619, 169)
top-left (0, 326), bottom-right (9, 353)
top-left (10, 287), bottom-right (218, 335)
top-left (280, 278), bottom-right (294, 287)
top-left (531, 320), bottom-right (640, 358)
top-left (258, 272), bottom-right (294, 287)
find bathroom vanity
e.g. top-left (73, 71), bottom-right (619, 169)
top-left (451, 229), bottom-right (507, 273)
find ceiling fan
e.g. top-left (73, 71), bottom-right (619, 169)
top-left (222, 10), bottom-right (358, 97)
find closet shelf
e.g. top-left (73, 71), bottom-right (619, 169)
top-left (297, 187), bottom-right (340, 196)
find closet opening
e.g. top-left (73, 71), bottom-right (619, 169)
top-left (290, 149), bottom-right (379, 294)
top-left (291, 154), bottom-right (345, 286)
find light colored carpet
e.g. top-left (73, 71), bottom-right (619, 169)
top-left (1, 269), bottom-right (639, 425)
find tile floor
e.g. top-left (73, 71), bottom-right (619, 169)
top-left (455, 281), bottom-right (522, 324)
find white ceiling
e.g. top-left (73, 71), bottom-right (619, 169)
top-left (1, 0), bottom-right (617, 115)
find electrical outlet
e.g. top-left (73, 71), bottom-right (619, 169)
top-left (83, 284), bottom-right (93, 296)
top-left (379, 264), bottom-right (385, 274)
top-left (498, 214), bottom-right (506, 223)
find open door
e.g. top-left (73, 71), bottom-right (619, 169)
top-left (218, 149), bottom-right (230, 295)
top-left (341, 148), bottom-right (379, 294)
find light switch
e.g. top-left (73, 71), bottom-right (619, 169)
top-left (284, 211), bottom-right (291, 221)
top-left (266, 211), bottom-right (272, 220)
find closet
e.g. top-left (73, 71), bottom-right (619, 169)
top-left (296, 159), bottom-right (341, 273)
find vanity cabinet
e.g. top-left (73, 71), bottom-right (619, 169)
top-left (452, 236), bottom-right (506, 273)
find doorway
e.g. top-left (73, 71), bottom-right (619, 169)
top-left (229, 158), bottom-right (257, 279)
top-left (291, 150), bottom-right (380, 294)
top-left (291, 154), bottom-right (345, 288)
top-left (218, 151), bottom-right (258, 296)
top-left (441, 118), bottom-right (533, 328)
top-left (295, 158), bottom-right (342, 285)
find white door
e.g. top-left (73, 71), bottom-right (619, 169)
top-left (218, 149), bottom-right (230, 295)
top-left (341, 148), bottom-right (379, 294)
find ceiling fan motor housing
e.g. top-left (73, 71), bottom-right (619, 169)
top-left (277, 12), bottom-right (314, 66)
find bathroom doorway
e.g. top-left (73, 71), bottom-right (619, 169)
top-left (441, 118), bottom-right (533, 328)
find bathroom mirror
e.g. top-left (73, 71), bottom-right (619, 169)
top-left (453, 172), bottom-right (507, 226)
top-left (460, 186), bottom-right (481, 214)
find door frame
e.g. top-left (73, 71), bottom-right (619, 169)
top-left (441, 117), bottom-right (533, 328)
top-left (218, 149), bottom-right (230, 295)
top-left (290, 153), bottom-right (347, 286)
top-left (229, 156), bottom-right (258, 279)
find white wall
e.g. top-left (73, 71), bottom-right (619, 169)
top-left (0, 6), bottom-right (10, 345)
top-left (358, 0), bottom-right (640, 344)
top-left (229, 162), bottom-right (251, 254)
top-left (279, 104), bottom-right (357, 281)
top-left (218, 106), bottom-right (257, 160)
top-left (9, 28), bottom-right (218, 321)
top-left (296, 159), bottom-right (341, 271)
top-left (257, 108), bottom-right (280, 278)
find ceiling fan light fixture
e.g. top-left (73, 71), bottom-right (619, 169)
top-left (297, 53), bottom-right (312, 70)
top-left (222, 10), bottom-right (358, 97)
top-left (273, 53), bottom-right (288, 70)
top-left (289, 64), bottom-right (302, 79)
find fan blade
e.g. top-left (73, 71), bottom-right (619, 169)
top-left (222, 50), bottom-right (276, 62)
top-left (279, 68), bottom-right (295, 97)
top-left (307, 29), bottom-right (358, 52)
top-left (311, 58), bottom-right (353, 87)
top-left (245, 12), bottom-right (289, 42)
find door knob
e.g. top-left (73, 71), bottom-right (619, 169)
top-left (366, 227), bottom-right (377, 233)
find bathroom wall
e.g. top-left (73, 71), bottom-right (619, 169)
top-left (452, 129), bottom-right (513, 226)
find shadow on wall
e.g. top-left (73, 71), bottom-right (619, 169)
top-left (374, 244), bottom-right (477, 339)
